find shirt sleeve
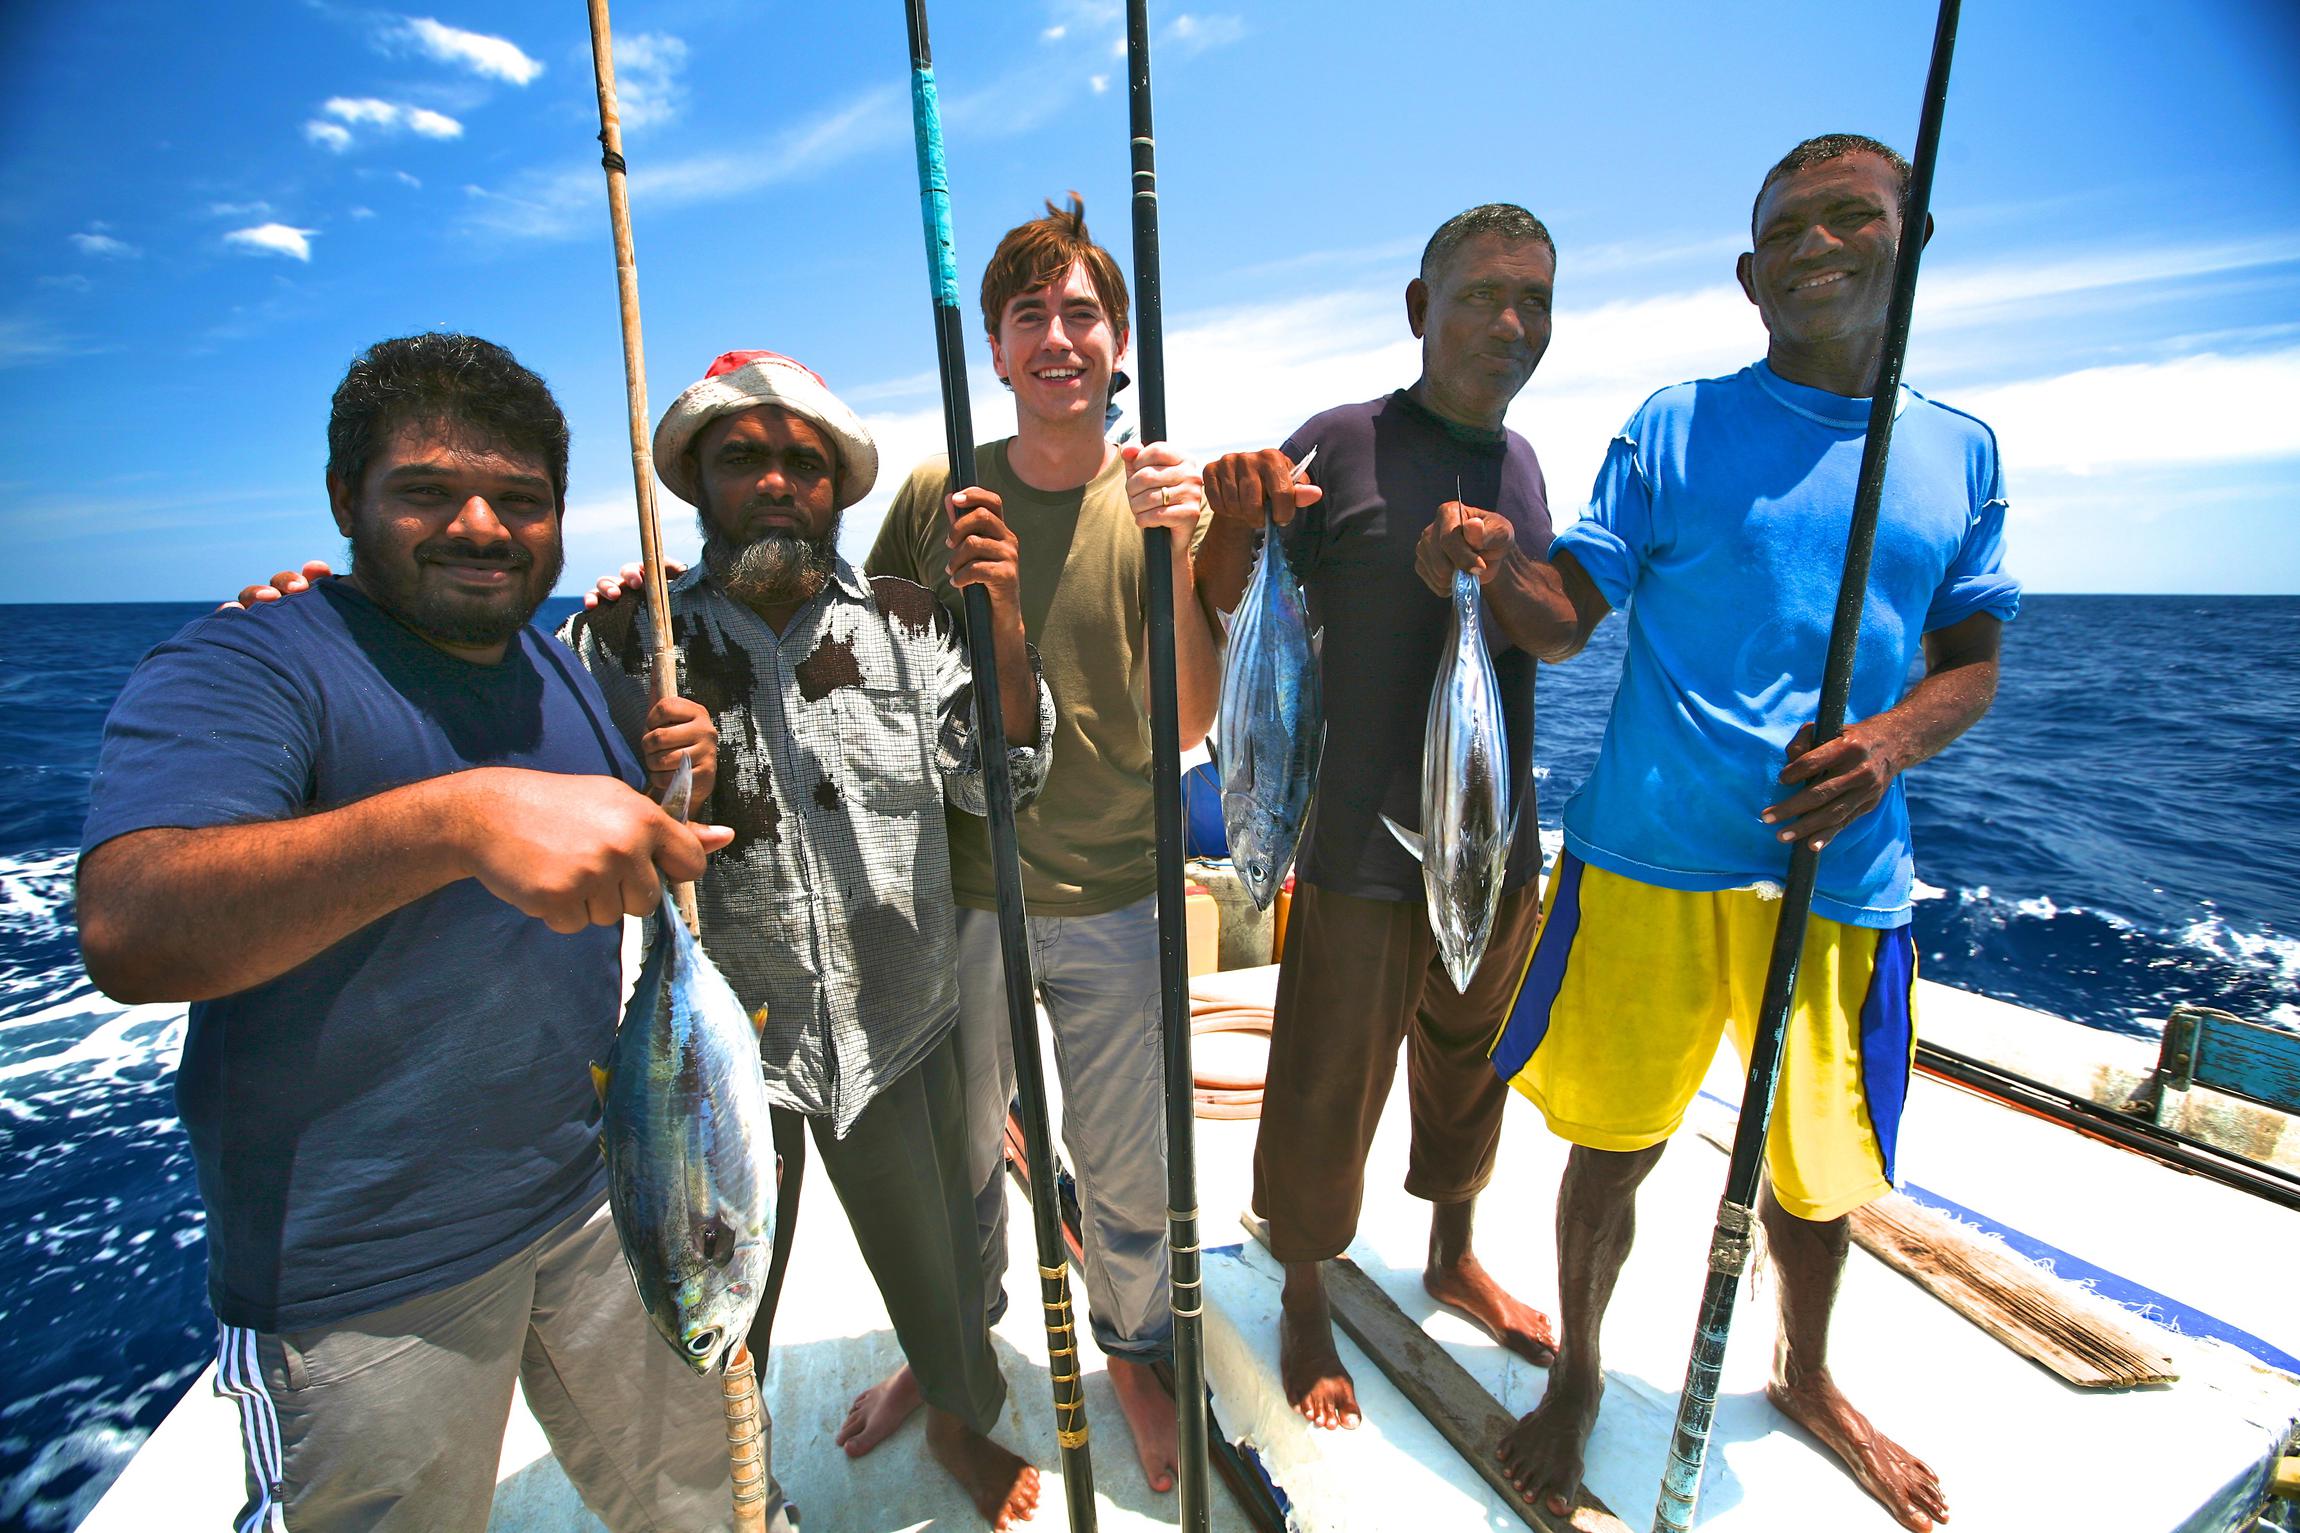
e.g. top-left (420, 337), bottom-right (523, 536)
top-left (1924, 457), bottom-right (2021, 631)
top-left (1548, 429), bottom-right (1654, 609)
top-left (864, 465), bottom-right (937, 585)
top-left (929, 599), bottom-right (1056, 817)
top-left (80, 617), bottom-right (320, 855)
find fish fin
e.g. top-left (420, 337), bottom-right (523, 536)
top-left (1381, 813), bottom-right (1427, 864)
top-left (658, 750), bottom-right (695, 826)
top-left (589, 1061), bottom-right (610, 1102)
top-left (1309, 625), bottom-right (1324, 660)
top-left (750, 1005), bottom-right (769, 1039)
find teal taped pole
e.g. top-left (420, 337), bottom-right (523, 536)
top-left (1651, 2), bottom-right (1961, 1528)
top-left (900, 5), bottom-right (1098, 1528)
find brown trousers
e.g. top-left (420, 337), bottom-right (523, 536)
top-left (1252, 880), bottom-right (1544, 1263)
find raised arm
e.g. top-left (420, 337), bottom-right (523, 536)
top-left (78, 769), bottom-right (730, 1003)
top-left (1126, 442), bottom-right (1222, 748)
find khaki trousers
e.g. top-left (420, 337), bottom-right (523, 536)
top-left (216, 1201), bottom-right (787, 1532)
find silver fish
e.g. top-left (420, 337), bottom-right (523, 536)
top-left (1384, 568), bottom-right (1514, 992)
top-left (1217, 458), bottom-right (1324, 910)
top-left (593, 762), bottom-right (773, 1374)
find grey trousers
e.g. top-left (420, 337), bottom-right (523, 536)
top-left (218, 1201), bottom-right (788, 1533)
top-left (954, 894), bottom-right (1173, 1361)
top-left (810, 1026), bottom-right (1007, 1436)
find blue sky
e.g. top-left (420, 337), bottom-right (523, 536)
top-left (3, 0), bottom-right (2296, 601)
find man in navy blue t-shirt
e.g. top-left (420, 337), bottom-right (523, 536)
top-left (1194, 204), bottom-right (1562, 1436)
top-left (76, 334), bottom-right (780, 1533)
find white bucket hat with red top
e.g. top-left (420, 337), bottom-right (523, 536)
top-left (652, 349), bottom-right (879, 511)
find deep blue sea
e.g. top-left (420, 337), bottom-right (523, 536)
top-left (1, 593), bottom-right (2295, 1528)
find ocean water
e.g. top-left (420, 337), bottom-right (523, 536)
top-left (0, 593), bottom-right (2294, 1528)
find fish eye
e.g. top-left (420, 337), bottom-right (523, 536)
top-left (685, 1327), bottom-right (720, 1359)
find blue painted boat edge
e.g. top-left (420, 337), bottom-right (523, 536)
top-left (1692, 1087), bottom-right (2300, 1376)
top-left (1896, 1182), bottom-right (2300, 1377)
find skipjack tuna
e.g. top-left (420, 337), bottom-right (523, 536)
top-left (1386, 567), bottom-right (1515, 992)
top-left (593, 760), bottom-right (774, 1374)
top-left (1217, 447), bottom-right (1325, 910)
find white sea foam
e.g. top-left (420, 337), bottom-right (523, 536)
top-left (1911, 878), bottom-right (1948, 902)
top-left (2176, 913), bottom-right (2300, 985)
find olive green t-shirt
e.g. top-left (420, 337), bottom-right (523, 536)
top-left (866, 441), bottom-right (1206, 916)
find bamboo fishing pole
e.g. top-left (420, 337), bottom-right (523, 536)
top-left (1649, 4), bottom-right (1961, 1529)
top-left (900, 5), bottom-right (1099, 1524)
top-left (582, 0), bottom-right (700, 938)
top-left (1121, 4), bottom-right (1213, 1526)
top-left (584, 9), bottom-right (759, 1532)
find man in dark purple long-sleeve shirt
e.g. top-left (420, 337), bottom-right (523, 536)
top-left (1195, 203), bottom-right (1561, 1433)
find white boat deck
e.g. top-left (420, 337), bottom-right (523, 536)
top-left (82, 975), bottom-right (2300, 1532)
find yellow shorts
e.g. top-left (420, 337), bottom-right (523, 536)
top-left (1488, 854), bottom-right (1918, 1222)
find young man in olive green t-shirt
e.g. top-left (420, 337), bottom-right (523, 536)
top-left (854, 195), bottom-right (1219, 1495)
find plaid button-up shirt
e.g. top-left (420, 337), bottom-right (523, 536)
top-left (562, 559), bottom-right (1053, 1136)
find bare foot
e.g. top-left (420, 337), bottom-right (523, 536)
top-left (1424, 1251), bottom-right (1558, 1366)
top-left (1278, 1283), bottom-right (1361, 1430)
top-left (1495, 1364), bottom-right (1601, 1518)
top-left (1769, 1371), bottom-right (1948, 1531)
top-left (1107, 1355), bottom-right (1180, 1492)
top-left (835, 1363), bottom-right (923, 1457)
top-left (924, 1405), bottom-right (1042, 1529)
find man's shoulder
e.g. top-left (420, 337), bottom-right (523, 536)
top-left (1901, 387), bottom-right (2003, 463)
top-left (1290, 395), bottom-right (1388, 447)
top-left (164, 582), bottom-right (360, 675)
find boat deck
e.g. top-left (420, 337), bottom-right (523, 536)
top-left (82, 975), bottom-right (2300, 1531)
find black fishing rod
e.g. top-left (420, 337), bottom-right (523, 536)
top-left (898, 6), bottom-right (1098, 1525)
top-left (1121, 3), bottom-right (1214, 1527)
top-left (1651, 4), bottom-right (1962, 1529)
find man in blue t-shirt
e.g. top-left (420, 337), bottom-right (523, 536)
top-left (76, 334), bottom-right (781, 1533)
top-left (1435, 138), bottom-right (2008, 1531)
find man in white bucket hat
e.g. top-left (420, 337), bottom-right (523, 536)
top-left (567, 347), bottom-right (1057, 1529)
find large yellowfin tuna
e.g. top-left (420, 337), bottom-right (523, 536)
top-left (1217, 450), bottom-right (1324, 909)
top-left (1384, 568), bottom-right (1515, 992)
top-left (593, 759), bottom-right (773, 1373)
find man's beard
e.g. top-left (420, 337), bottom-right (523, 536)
top-left (348, 522), bottom-right (562, 650)
top-left (703, 508), bottom-right (840, 610)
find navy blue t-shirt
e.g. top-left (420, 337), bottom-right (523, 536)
top-left (1279, 391), bottom-right (1551, 902)
top-left (80, 580), bottom-right (643, 1332)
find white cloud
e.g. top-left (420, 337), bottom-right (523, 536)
top-left (1952, 350), bottom-right (2300, 477)
top-left (206, 200), bottom-right (273, 218)
top-left (69, 229), bottom-right (139, 259)
top-left (309, 97), bottom-right (464, 152)
top-left (393, 170), bottom-right (423, 189)
top-left (1089, 73), bottom-right (1109, 94)
top-left (611, 32), bottom-right (689, 129)
top-left (1166, 13), bottom-right (1246, 54)
top-left (38, 274), bottom-right (92, 293)
top-left (1043, 24), bottom-right (1067, 41)
top-left (224, 223), bottom-right (318, 262)
top-left (349, 206), bottom-right (376, 220)
top-left (396, 16), bottom-right (543, 85)
top-left (463, 84), bottom-right (908, 242)
top-left (0, 314), bottom-right (81, 368)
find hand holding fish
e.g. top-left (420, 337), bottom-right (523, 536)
top-left (455, 768), bottom-right (732, 934)
top-left (1122, 441), bottom-right (1206, 539)
top-left (1203, 447), bottom-right (1324, 528)
top-left (1416, 498), bottom-right (1518, 595)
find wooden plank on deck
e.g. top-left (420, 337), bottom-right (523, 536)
top-left (1241, 1211), bottom-right (1630, 1533)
